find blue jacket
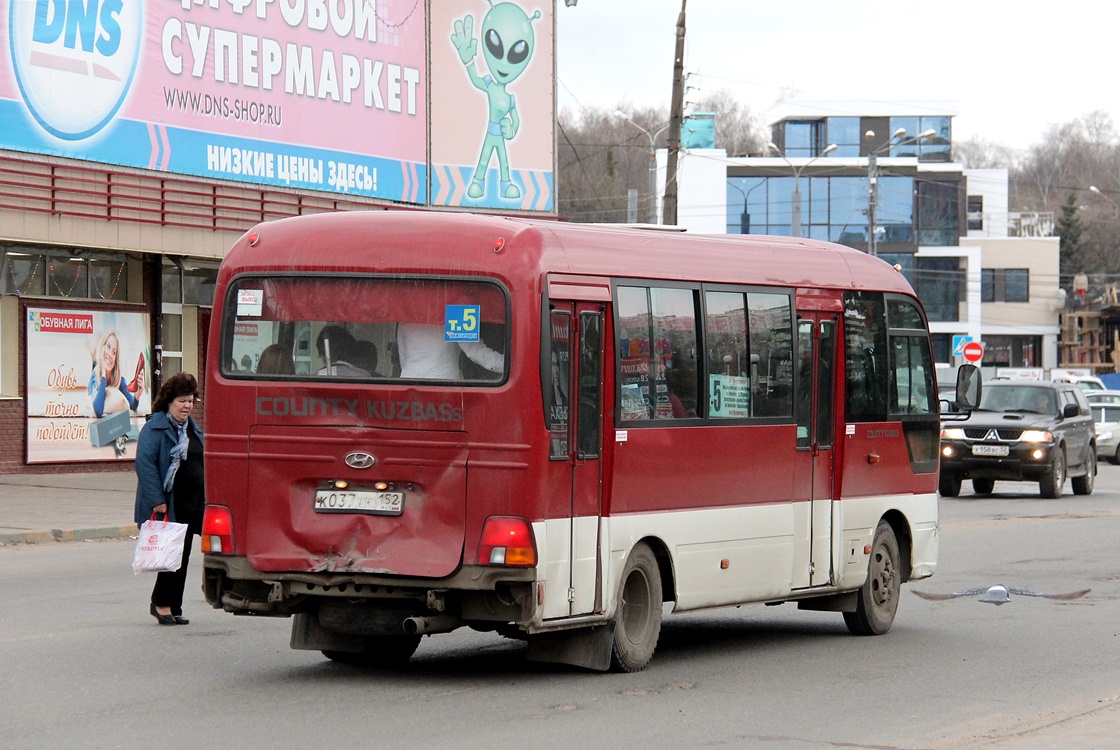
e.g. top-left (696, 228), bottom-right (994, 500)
top-left (134, 410), bottom-right (204, 526)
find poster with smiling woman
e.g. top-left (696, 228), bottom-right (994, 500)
top-left (26, 308), bottom-right (150, 463)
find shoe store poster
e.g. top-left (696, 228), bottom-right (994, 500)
top-left (25, 308), bottom-right (151, 464)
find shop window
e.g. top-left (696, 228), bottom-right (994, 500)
top-left (47, 257), bottom-right (88, 298)
top-left (90, 259), bottom-right (129, 300)
top-left (3, 251), bottom-right (46, 295)
top-left (3, 248), bottom-right (130, 299)
top-left (184, 266), bottom-right (218, 306)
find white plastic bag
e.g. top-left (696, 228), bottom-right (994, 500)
top-left (132, 516), bottom-right (188, 574)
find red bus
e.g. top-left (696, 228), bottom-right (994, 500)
top-left (202, 211), bottom-right (958, 672)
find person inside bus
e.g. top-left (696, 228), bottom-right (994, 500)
top-left (256, 343), bottom-right (295, 375)
top-left (315, 325), bottom-right (369, 377)
top-left (396, 322), bottom-right (503, 380)
top-left (667, 352), bottom-right (697, 418)
top-left (351, 339), bottom-right (383, 377)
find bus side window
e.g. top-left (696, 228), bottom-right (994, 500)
top-left (650, 287), bottom-right (698, 420)
top-left (748, 292), bottom-right (793, 418)
top-left (705, 291), bottom-right (750, 420)
top-left (617, 286), bottom-right (653, 421)
top-left (844, 292), bottom-right (888, 421)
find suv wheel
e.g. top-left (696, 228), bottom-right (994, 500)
top-left (1039, 450), bottom-right (1066, 499)
top-left (939, 474), bottom-right (961, 497)
top-left (1072, 451), bottom-right (1095, 496)
top-left (971, 478), bottom-right (995, 495)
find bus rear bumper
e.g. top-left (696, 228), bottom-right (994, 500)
top-left (202, 555), bottom-right (537, 626)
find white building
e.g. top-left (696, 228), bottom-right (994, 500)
top-left (661, 103), bottom-right (1060, 368)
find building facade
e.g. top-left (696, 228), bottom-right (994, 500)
top-left (668, 102), bottom-right (1060, 373)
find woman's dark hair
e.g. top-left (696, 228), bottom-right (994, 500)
top-left (152, 372), bottom-right (199, 413)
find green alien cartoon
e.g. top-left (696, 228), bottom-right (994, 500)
top-left (451, 2), bottom-right (540, 201)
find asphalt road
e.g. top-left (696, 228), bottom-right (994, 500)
top-left (2, 471), bottom-right (1119, 749)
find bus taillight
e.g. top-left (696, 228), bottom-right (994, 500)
top-left (478, 516), bottom-right (536, 566)
top-left (202, 506), bottom-right (233, 554)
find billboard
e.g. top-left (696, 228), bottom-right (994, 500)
top-left (429, 1), bottom-right (553, 211)
top-left (0, 1), bottom-right (555, 212)
top-left (26, 307), bottom-right (151, 463)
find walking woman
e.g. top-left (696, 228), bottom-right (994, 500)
top-left (134, 373), bottom-right (204, 625)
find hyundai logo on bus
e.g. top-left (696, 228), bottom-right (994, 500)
top-left (255, 397), bottom-right (464, 423)
top-left (11, 0), bottom-right (144, 140)
top-left (344, 452), bottom-right (376, 469)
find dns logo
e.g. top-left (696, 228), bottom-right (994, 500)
top-left (9, 0), bottom-right (143, 140)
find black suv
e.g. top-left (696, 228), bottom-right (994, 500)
top-left (939, 380), bottom-right (1095, 498)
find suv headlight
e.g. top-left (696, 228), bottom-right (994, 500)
top-left (1019, 430), bottom-right (1054, 443)
top-left (941, 428), bottom-right (966, 440)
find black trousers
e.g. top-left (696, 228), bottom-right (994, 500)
top-left (150, 533), bottom-right (196, 615)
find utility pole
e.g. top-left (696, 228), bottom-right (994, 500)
top-left (662, 0), bottom-right (686, 226)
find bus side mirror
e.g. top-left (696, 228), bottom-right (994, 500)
top-left (955, 364), bottom-right (981, 411)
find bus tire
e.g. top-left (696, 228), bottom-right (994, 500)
top-left (844, 520), bottom-right (900, 636)
top-left (938, 474), bottom-right (961, 497)
top-left (609, 543), bottom-right (662, 673)
top-left (322, 634), bottom-right (421, 667)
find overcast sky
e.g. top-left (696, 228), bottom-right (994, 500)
top-left (555, 1), bottom-right (1113, 151)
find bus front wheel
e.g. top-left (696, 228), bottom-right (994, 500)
top-left (610, 543), bottom-right (663, 673)
top-left (844, 520), bottom-right (900, 636)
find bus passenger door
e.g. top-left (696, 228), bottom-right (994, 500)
top-left (547, 304), bottom-right (605, 617)
top-left (793, 313), bottom-right (838, 588)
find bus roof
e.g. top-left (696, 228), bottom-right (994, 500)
top-left (224, 211), bottom-right (916, 296)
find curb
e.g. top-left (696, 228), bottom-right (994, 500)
top-left (0, 525), bottom-right (136, 546)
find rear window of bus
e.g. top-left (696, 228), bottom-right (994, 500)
top-left (220, 276), bottom-right (509, 384)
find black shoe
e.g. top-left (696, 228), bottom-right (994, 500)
top-left (173, 616), bottom-right (189, 625)
top-left (150, 603), bottom-right (178, 626)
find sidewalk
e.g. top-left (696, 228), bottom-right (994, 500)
top-left (0, 470), bottom-right (137, 545)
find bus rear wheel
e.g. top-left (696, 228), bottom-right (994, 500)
top-left (322, 634), bottom-right (421, 667)
top-left (844, 520), bottom-right (900, 636)
top-left (610, 543), bottom-right (662, 673)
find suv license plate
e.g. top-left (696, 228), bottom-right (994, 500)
top-left (971, 444), bottom-right (1009, 457)
top-left (314, 490), bottom-right (404, 515)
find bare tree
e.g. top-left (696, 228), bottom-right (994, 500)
top-left (954, 136), bottom-right (1019, 170)
top-left (557, 95), bottom-right (763, 223)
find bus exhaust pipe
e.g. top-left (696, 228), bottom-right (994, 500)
top-left (403, 615), bottom-right (462, 635)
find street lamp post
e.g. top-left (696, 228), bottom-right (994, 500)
top-left (866, 128), bottom-right (936, 256)
top-left (1089, 185), bottom-right (1119, 216)
top-left (726, 179), bottom-right (766, 234)
top-left (615, 110), bottom-right (670, 224)
top-left (768, 143), bottom-right (838, 237)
